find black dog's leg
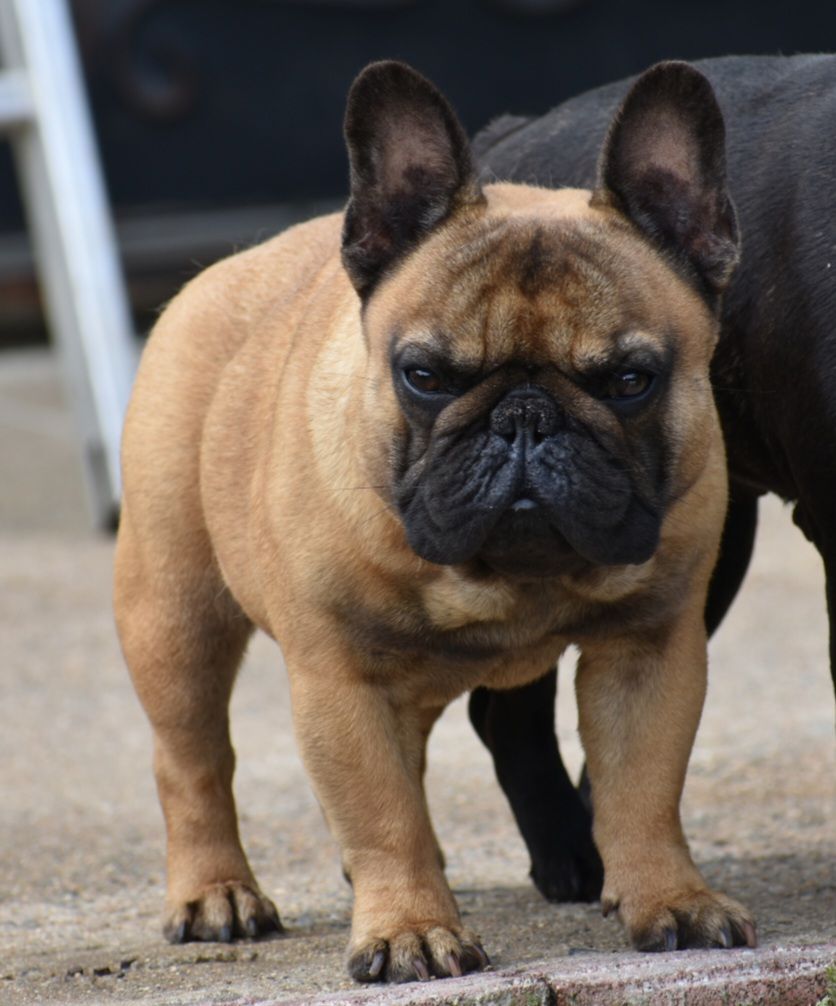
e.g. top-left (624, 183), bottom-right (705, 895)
top-left (705, 487), bottom-right (759, 636)
top-left (468, 672), bottom-right (603, 902)
top-left (826, 568), bottom-right (836, 699)
top-left (791, 489), bottom-right (836, 699)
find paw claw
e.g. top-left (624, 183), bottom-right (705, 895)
top-left (368, 949), bottom-right (386, 980)
top-left (460, 942), bottom-right (490, 972)
top-left (635, 924), bottom-right (677, 952)
top-left (348, 942), bottom-right (389, 983)
top-left (445, 952), bottom-right (462, 978)
top-left (163, 882), bottom-right (280, 944)
top-left (349, 927), bottom-right (488, 984)
top-left (627, 889), bottom-right (755, 953)
top-left (267, 904), bottom-right (284, 933)
top-left (166, 918), bottom-right (189, 944)
top-left (474, 944), bottom-right (491, 968)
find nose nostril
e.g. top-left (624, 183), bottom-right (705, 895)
top-left (490, 389), bottom-right (560, 442)
top-left (491, 411), bottom-right (520, 443)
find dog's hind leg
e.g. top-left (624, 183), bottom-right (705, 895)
top-left (704, 487), bottom-right (759, 636)
top-left (468, 673), bottom-right (602, 902)
top-left (792, 487), bottom-right (836, 702)
top-left (114, 504), bottom-right (280, 943)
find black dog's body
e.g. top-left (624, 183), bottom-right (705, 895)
top-left (470, 54), bottom-right (836, 902)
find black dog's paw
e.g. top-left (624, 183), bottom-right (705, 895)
top-left (529, 831), bottom-right (603, 903)
top-left (527, 765), bottom-right (603, 903)
top-left (467, 681), bottom-right (604, 904)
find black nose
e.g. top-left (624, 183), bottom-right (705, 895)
top-left (490, 389), bottom-right (560, 444)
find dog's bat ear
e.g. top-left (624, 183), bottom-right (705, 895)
top-left (341, 60), bottom-right (484, 299)
top-left (594, 61), bottom-right (739, 297)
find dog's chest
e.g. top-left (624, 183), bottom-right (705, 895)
top-left (365, 571), bottom-right (573, 696)
top-left (421, 571), bottom-right (520, 631)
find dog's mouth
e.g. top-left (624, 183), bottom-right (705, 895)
top-left (477, 502), bottom-right (591, 579)
top-left (394, 382), bottom-right (663, 574)
top-left (396, 442), bottom-right (661, 574)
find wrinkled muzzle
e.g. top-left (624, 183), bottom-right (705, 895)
top-left (396, 386), bottom-right (660, 572)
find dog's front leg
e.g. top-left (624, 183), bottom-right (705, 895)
top-left (114, 515), bottom-right (281, 944)
top-left (576, 604), bottom-right (757, 951)
top-left (286, 654), bottom-right (488, 983)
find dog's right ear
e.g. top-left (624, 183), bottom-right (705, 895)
top-left (341, 61), bottom-right (484, 300)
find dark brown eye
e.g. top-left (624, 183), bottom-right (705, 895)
top-left (604, 370), bottom-right (652, 399)
top-left (404, 367), bottom-right (443, 394)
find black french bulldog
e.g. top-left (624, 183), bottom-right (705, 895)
top-left (469, 54), bottom-right (836, 903)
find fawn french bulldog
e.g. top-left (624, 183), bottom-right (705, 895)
top-left (114, 60), bottom-right (755, 982)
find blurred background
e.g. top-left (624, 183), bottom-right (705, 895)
top-left (2, 0), bottom-right (836, 347)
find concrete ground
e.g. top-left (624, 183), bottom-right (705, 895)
top-left (0, 349), bottom-right (834, 1006)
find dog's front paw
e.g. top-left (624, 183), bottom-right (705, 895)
top-left (348, 925), bottom-right (489, 983)
top-left (612, 888), bottom-right (757, 952)
top-left (163, 881), bottom-right (283, 943)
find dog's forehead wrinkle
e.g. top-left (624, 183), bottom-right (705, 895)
top-left (392, 326), bottom-right (448, 354)
top-left (397, 270), bottom-right (678, 385)
top-left (392, 325), bottom-right (487, 378)
top-left (615, 330), bottom-right (671, 364)
top-left (569, 330), bottom-right (667, 373)
top-left (500, 222), bottom-right (640, 317)
top-left (446, 216), bottom-right (509, 267)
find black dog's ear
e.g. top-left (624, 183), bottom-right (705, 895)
top-left (594, 61), bottom-right (739, 297)
top-left (341, 61), bottom-right (484, 299)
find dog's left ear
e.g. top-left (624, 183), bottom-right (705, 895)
top-left (595, 61), bottom-right (739, 297)
top-left (342, 60), bottom-right (484, 299)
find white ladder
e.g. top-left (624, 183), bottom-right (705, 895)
top-left (0, 0), bottom-right (137, 528)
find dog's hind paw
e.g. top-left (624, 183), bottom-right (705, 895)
top-left (348, 926), bottom-right (489, 983)
top-left (530, 832), bottom-right (603, 904)
top-left (163, 881), bottom-right (283, 943)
